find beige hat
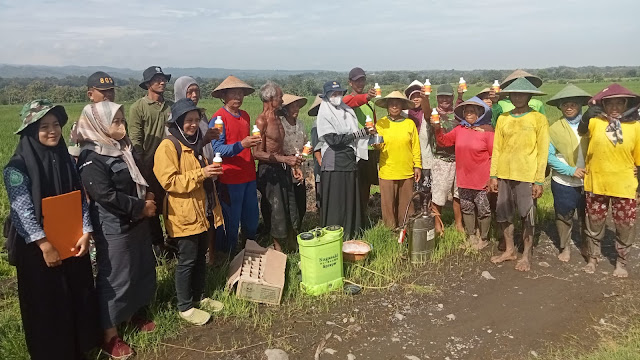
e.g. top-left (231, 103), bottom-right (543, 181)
top-left (501, 69), bottom-right (543, 88)
top-left (307, 95), bottom-right (323, 116)
top-left (374, 90), bottom-right (413, 110)
top-left (476, 88), bottom-right (491, 98)
top-left (282, 94), bottom-right (308, 109)
top-left (210, 75), bottom-right (255, 98)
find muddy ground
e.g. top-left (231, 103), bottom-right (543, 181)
top-left (138, 205), bottom-right (640, 360)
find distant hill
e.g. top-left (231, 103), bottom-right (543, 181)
top-left (0, 64), bottom-right (324, 80)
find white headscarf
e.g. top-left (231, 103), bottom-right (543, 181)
top-left (75, 102), bottom-right (148, 199)
top-left (316, 98), bottom-right (368, 162)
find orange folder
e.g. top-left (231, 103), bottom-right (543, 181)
top-left (42, 190), bottom-right (83, 260)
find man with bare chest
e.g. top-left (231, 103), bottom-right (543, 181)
top-left (255, 81), bottom-right (303, 251)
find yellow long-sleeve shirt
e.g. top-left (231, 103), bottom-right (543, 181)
top-left (584, 117), bottom-right (640, 199)
top-left (490, 111), bottom-right (549, 184)
top-left (376, 116), bottom-right (422, 180)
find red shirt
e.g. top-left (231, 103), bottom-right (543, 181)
top-left (211, 107), bottom-right (256, 184)
top-left (435, 125), bottom-right (494, 190)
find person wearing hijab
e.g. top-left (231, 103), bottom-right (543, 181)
top-left (374, 91), bottom-right (422, 229)
top-left (317, 81), bottom-right (374, 240)
top-left (154, 98), bottom-right (225, 325)
top-left (545, 85), bottom-right (591, 263)
top-left (433, 97), bottom-right (494, 250)
top-left (308, 95), bottom-right (324, 210)
top-left (578, 84), bottom-right (640, 277)
top-left (174, 76), bottom-right (221, 265)
top-left (403, 81), bottom-right (433, 196)
top-left (430, 84), bottom-right (464, 235)
top-left (280, 93), bottom-right (309, 235)
top-left (75, 101), bottom-right (157, 358)
top-left (3, 99), bottom-right (100, 360)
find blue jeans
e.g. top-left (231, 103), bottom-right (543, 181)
top-left (216, 181), bottom-right (259, 254)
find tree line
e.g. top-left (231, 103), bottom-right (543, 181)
top-left (0, 66), bottom-right (638, 105)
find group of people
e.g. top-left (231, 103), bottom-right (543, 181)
top-left (3, 65), bottom-right (639, 360)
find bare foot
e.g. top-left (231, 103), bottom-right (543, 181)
top-left (515, 257), bottom-right (531, 272)
top-left (491, 250), bottom-right (517, 264)
top-left (613, 262), bottom-right (629, 278)
top-left (557, 247), bottom-right (571, 263)
top-left (583, 259), bottom-right (597, 274)
top-left (473, 239), bottom-right (489, 250)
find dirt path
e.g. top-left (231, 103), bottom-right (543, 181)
top-left (141, 224), bottom-right (640, 360)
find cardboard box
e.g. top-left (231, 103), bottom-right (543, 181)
top-left (226, 240), bottom-right (287, 305)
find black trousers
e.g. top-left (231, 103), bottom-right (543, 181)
top-left (174, 232), bottom-right (208, 312)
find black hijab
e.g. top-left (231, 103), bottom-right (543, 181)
top-left (5, 113), bottom-right (80, 221)
top-left (167, 110), bottom-right (214, 206)
top-left (168, 111), bottom-right (204, 159)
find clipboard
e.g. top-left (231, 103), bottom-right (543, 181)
top-left (42, 190), bottom-right (83, 260)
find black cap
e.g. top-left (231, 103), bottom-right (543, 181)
top-left (169, 98), bottom-right (201, 124)
top-left (87, 71), bottom-right (115, 90)
top-left (348, 67), bottom-right (366, 81)
top-left (139, 66), bottom-right (171, 90)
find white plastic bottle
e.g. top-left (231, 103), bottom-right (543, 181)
top-left (213, 152), bottom-right (222, 164)
top-left (431, 108), bottom-right (440, 123)
top-left (459, 77), bottom-right (467, 92)
top-left (492, 80), bottom-right (500, 93)
top-left (252, 125), bottom-right (260, 136)
top-left (214, 116), bottom-right (223, 130)
top-left (423, 79), bottom-right (431, 95)
top-left (374, 83), bottom-right (381, 98)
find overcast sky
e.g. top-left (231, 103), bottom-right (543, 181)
top-left (1, 0), bottom-right (638, 71)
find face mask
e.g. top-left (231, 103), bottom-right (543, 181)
top-left (329, 96), bottom-right (342, 107)
top-left (110, 123), bottom-right (126, 141)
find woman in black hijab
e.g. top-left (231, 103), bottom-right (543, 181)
top-left (3, 99), bottom-right (99, 360)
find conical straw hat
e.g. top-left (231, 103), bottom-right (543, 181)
top-left (546, 84), bottom-right (592, 107)
top-left (374, 90), bottom-right (414, 109)
top-left (211, 75), bottom-right (255, 98)
top-left (282, 94), bottom-right (308, 109)
top-left (307, 95), bottom-right (323, 116)
top-left (501, 69), bottom-right (542, 88)
top-left (500, 78), bottom-right (546, 96)
top-left (476, 88), bottom-right (491, 98)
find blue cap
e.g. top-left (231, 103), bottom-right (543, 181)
top-left (323, 81), bottom-right (347, 98)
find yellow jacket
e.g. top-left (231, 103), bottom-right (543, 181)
top-left (153, 139), bottom-right (224, 238)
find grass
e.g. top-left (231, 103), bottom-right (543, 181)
top-left (1, 79), bottom-right (640, 358)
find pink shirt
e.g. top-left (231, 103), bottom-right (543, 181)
top-left (435, 125), bottom-right (494, 190)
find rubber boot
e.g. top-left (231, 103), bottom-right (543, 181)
top-left (478, 216), bottom-right (492, 241)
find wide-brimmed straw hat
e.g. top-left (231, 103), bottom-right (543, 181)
top-left (307, 95), bottom-right (323, 116)
top-left (546, 84), bottom-right (592, 107)
top-left (404, 80), bottom-right (423, 98)
top-left (374, 91), bottom-right (414, 109)
top-left (454, 98), bottom-right (486, 119)
top-left (500, 78), bottom-right (546, 96)
top-left (211, 75), bottom-right (255, 98)
top-left (475, 88), bottom-right (491, 98)
top-left (589, 83), bottom-right (640, 107)
top-left (501, 69), bottom-right (543, 89)
top-left (282, 94), bottom-right (308, 109)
